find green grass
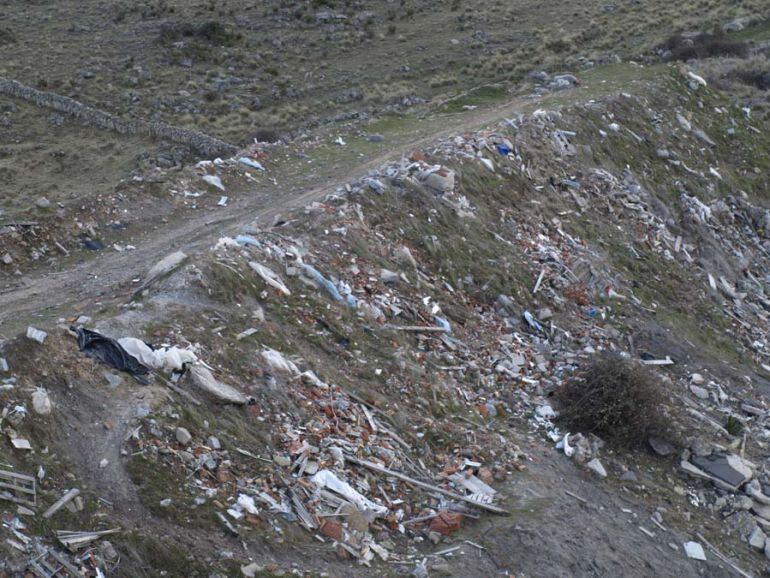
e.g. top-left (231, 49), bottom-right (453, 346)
top-left (441, 84), bottom-right (508, 113)
top-left (728, 20), bottom-right (770, 42)
top-left (112, 531), bottom-right (213, 577)
top-left (126, 453), bottom-right (216, 527)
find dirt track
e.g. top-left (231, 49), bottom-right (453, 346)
top-left (0, 94), bottom-right (534, 334)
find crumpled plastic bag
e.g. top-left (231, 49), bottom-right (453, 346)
top-left (249, 262), bottom-right (291, 296)
top-left (118, 338), bottom-right (197, 373)
top-left (260, 348), bottom-right (300, 375)
top-left (311, 470), bottom-right (388, 516)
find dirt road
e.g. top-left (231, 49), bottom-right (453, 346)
top-left (0, 93), bottom-right (534, 334)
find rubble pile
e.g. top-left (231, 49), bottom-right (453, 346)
top-left (2, 68), bottom-right (770, 574)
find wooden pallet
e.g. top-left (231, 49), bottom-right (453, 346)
top-left (0, 469), bottom-right (36, 508)
top-left (28, 547), bottom-right (80, 578)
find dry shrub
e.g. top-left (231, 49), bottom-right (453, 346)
top-left (158, 20), bottom-right (238, 46)
top-left (554, 352), bottom-right (668, 447)
top-left (249, 127), bottom-right (282, 144)
top-left (662, 31), bottom-right (748, 61)
top-left (0, 27), bottom-right (15, 45)
top-left (731, 67), bottom-right (770, 91)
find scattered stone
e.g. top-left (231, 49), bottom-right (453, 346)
top-left (273, 454), bottom-right (291, 467)
top-left (734, 495), bottom-right (754, 511)
top-left (394, 246), bottom-right (417, 269)
top-left (745, 479), bottom-right (770, 505)
top-left (241, 563), bottom-right (263, 578)
top-left (724, 510), bottom-right (758, 540)
top-left (748, 526), bottom-right (766, 551)
top-left (690, 373), bottom-right (705, 385)
top-left (430, 561), bottom-right (453, 576)
top-left (692, 128), bottom-right (715, 147)
top-left (619, 470), bottom-right (638, 482)
top-left (35, 197), bottom-right (51, 209)
top-left (690, 438), bottom-right (712, 457)
top-left (380, 268), bottom-right (399, 284)
top-left (103, 372), bottom-right (123, 388)
top-left (159, 498), bottom-right (172, 507)
top-left (175, 427), bottom-right (192, 445)
top-left (648, 436), bottom-right (675, 457)
top-left (689, 384), bottom-right (709, 399)
top-left (536, 307), bottom-right (553, 321)
top-left (31, 388), bottom-right (52, 415)
top-left (420, 167), bottom-right (455, 193)
top-left (676, 113), bottom-right (692, 132)
top-left (207, 436), bottom-right (221, 450)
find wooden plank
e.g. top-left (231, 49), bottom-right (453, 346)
top-left (43, 488), bottom-right (79, 519)
top-left (345, 455), bottom-right (509, 515)
top-left (0, 469), bottom-right (35, 483)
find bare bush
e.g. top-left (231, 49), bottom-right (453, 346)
top-left (554, 353), bottom-right (669, 448)
top-left (662, 31), bottom-right (748, 61)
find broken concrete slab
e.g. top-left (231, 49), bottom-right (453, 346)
top-left (690, 453), bottom-right (752, 488)
top-left (683, 541), bottom-right (706, 561)
top-left (586, 458), bottom-right (607, 478)
top-left (145, 251), bottom-right (188, 284)
top-left (745, 479), bottom-right (770, 505)
top-left (748, 526), bottom-right (766, 551)
top-left (419, 167), bottom-right (455, 193)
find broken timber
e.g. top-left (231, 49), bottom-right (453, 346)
top-left (28, 546), bottom-right (80, 578)
top-left (43, 488), bottom-right (80, 519)
top-left (345, 455), bottom-right (509, 515)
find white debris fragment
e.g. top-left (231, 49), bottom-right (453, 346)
top-left (118, 338), bottom-right (198, 372)
top-left (31, 388), bottom-right (52, 416)
top-left (260, 348), bottom-right (300, 375)
top-left (311, 470), bottom-right (388, 516)
top-left (202, 174), bottom-right (225, 191)
top-left (683, 541), bottom-right (706, 561)
top-left (238, 157), bottom-right (265, 171)
top-left (26, 327), bottom-right (47, 344)
top-left (249, 262), bottom-right (291, 296)
top-left (686, 71), bottom-right (707, 88)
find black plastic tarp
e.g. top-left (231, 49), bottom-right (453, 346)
top-left (72, 326), bottom-right (150, 384)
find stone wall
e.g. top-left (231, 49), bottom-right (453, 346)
top-left (0, 77), bottom-right (237, 158)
